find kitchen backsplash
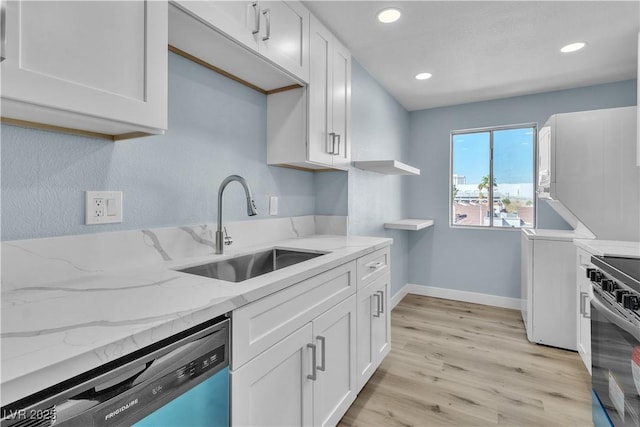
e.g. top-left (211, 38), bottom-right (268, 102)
top-left (0, 53), bottom-right (325, 241)
top-left (1, 215), bottom-right (348, 291)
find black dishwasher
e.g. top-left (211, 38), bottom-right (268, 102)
top-left (1, 315), bottom-right (230, 427)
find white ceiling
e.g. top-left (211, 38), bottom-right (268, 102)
top-left (304, 1), bottom-right (640, 111)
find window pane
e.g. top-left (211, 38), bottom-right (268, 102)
top-left (492, 127), bottom-right (535, 228)
top-left (451, 132), bottom-right (490, 227)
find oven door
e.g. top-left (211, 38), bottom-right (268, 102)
top-left (591, 290), bottom-right (640, 426)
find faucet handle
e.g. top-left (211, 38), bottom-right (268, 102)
top-left (223, 227), bottom-right (233, 246)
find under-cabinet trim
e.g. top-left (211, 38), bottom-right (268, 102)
top-left (169, 45), bottom-right (302, 95)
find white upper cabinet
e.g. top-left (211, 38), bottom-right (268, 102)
top-left (259, 1), bottom-right (309, 82)
top-left (329, 35), bottom-right (351, 169)
top-left (173, 1), bottom-right (259, 51)
top-left (267, 14), bottom-right (351, 171)
top-left (170, 0), bottom-right (309, 87)
top-left (1, 0), bottom-right (168, 139)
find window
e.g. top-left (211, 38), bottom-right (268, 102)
top-left (450, 124), bottom-right (536, 229)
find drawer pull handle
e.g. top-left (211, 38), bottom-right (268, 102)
top-left (328, 132), bottom-right (336, 154)
top-left (252, 2), bottom-right (260, 35)
top-left (377, 290), bottom-right (385, 314)
top-left (307, 343), bottom-right (317, 380)
top-left (373, 293), bottom-right (381, 317)
top-left (0, 0), bottom-right (6, 62)
top-left (580, 292), bottom-right (590, 318)
top-left (316, 336), bottom-right (326, 372)
top-left (366, 261), bottom-right (384, 270)
top-left (262, 8), bottom-right (271, 41)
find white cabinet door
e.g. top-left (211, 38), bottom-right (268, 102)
top-left (576, 264), bottom-right (592, 374)
top-left (172, 1), bottom-right (258, 50)
top-left (266, 14), bottom-right (350, 171)
top-left (372, 275), bottom-right (391, 364)
top-left (312, 295), bottom-right (357, 427)
top-left (330, 38), bottom-right (351, 169)
top-left (307, 15), bottom-right (333, 167)
top-left (172, 0), bottom-right (308, 84)
top-left (231, 324), bottom-right (314, 427)
top-left (259, 1), bottom-right (309, 83)
top-left (356, 273), bottom-right (390, 390)
top-left (306, 14), bottom-right (350, 169)
top-left (1, 0), bottom-right (167, 137)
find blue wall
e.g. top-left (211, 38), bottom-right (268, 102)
top-left (3, 49), bottom-right (635, 303)
top-left (407, 79), bottom-right (637, 299)
top-left (349, 60), bottom-right (411, 296)
top-left (1, 53), bottom-right (316, 240)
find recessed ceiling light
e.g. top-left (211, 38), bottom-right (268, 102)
top-left (560, 42), bottom-right (586, 53)
top-left (415, 72), bottom-right (432, 80)
top-left (377, 8), bottom-right (401, 23)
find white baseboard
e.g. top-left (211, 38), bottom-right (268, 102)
top-left (391, 283), bottom-right (521, 310)
top-left (390, 285), bottom-right (411, 310)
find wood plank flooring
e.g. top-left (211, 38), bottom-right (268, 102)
top-left (338, 295), bottom-right (592, 426)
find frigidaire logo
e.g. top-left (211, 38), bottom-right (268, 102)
top-left (104, 399), bottom-right (138, 421)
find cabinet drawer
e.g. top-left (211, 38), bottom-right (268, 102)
top-left (356, 247), bottom-right (390, 289)
top-left (232, 261), bottom-right (356, 369)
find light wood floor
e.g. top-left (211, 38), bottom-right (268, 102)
top-left (339, 295), bottom-right (592, 427)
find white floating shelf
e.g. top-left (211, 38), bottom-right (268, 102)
top-left (384, 219), bottom-right (434, 231)
top-left (353, 160), bottom-right (420, 175)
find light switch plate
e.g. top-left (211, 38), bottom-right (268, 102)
top-left (86, 191), bottom-right (123, 225)
top-left (269, 196), bottom-right (278, 216)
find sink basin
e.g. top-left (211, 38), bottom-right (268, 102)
top-left (177, 248), bottom-right (327, 282)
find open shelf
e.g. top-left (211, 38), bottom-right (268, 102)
top-left (353, 160), bottom-right (420, 175)
top-left (384, 219), bottom-right (434, 231)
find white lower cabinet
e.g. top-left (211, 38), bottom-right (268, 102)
top-left (231, 323), bottom-right (314, 426)
top-left (231, 248), bottom-right (391, 426)
top-left (576, 248), bottom-right (593, 374)
top-left (356, 273), bottom-right (391, 389)
top-left (231, 294), bottom-right (357, 427)
top-left (312, 295), bottom-right (357, 427)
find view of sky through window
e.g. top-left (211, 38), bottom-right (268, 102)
top-left (451, 125), bottom-right (535, 228)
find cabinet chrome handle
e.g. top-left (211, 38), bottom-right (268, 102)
top-left (316, 336), bottom-right (326, 372)
top-left (1, 0), bottom-right (6, 62)
top-left (373, 293), bottom-right (381, 318)
top-left (307, 343), bottom-right (317, 380)
top-left (262, 8), bottom-right (271, 41)
top-left (334, 134), bottom-right (341, 155)
top-left (252, 2), bottom-right (260, 35)
top-left (366, 261), bottom-right (384, 270)
top-left (328, 132), bottom-right (336, 154)
top-left (377, 290), bottom-right (385, 314)
top-left (580, 292), bottom-right (590, 319)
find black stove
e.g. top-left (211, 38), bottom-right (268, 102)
top-left (589, 255), bottom-right (640, 426)
top-left (592, 255), bottom-right (640, 293)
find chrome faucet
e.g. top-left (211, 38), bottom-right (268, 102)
top-left (216, 175), bottom-right (258, 254)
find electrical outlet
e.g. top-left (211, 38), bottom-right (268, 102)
top-left (86, 191), bottom-right (123, 225)
top-left (94, 198), bottom-right (105, 217)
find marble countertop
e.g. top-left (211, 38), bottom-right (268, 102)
top-left (574, 239), bottom-right (640, 258)
top-left (1, 231), bottom-right (391, 406)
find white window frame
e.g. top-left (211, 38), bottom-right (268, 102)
top-left (449, 123), bottom-right (537, 230)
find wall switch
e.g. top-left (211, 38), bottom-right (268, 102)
top-left (269, 196), bottom-right (278, 216)
top-left (86, 191), bottom-right (123, 225)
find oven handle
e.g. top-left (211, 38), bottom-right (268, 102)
top-left (591, 290), bottom-right (640, 342)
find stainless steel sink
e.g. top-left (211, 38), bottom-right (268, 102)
top-left (177, 248), bottom-right (327, 282)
